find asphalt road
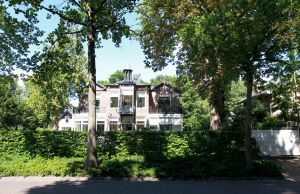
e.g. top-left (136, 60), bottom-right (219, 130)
top-left (0, 177), bottom-right (300, 194)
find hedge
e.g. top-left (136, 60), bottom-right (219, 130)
top-left (0, 130), bottom-right (86, 158)
top-left (0, 130), bottom-right (281, 178)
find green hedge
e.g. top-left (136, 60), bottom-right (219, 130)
top-left (0, 130), bottom-right (86, 158)
top-left (0, 130), bottom-right (280, 178)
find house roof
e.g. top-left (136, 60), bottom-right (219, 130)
top-left (96, 83), bottom-right (107, 91)
top-left (59, 109), bottom-right (73, 119)
top-left (151, 83), bottom-right (181, 93)
top-left (239, 90), bottom-right (272, 103)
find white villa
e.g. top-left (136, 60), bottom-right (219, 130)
top-left (58, 66), bottom-right (183, 131)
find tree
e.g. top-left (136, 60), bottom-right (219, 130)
top-left (25, 36), bottom-right (87, 128)
top-left (0, 75), bottom-right (21, 129)
top-left (138, 0), bottom-right (237, 131)
top-left (108, 70), bottom-right (124, 84)
top-left (0, 0), bottom-right (42, 74)
top-left (150, 75), bottom-right (176, 86)
top-left (139, 0), bottom-right (300, 170)
top-left (177, 74), bottom-right (210, 130)
top-left (98, 70), bottom-right (147, 85)
top-left (18, 0), bottom-right (137, 169)
top-left (266, 50), bottom-right (300, 122)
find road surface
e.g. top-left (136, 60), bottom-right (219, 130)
top-left (0, 176), bottom-right (300, 194)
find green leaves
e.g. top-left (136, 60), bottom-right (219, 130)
top-left (0, 0), bottom-right (43, 74)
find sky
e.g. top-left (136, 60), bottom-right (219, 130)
top-left (24, 4), bottom-right (177, 83)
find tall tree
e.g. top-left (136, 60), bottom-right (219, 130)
top-left (138, 0), bottom-right (236, 130)
top-left (26, 36), bottom-right (87, 129)
top-left (138, 0), bottom-right (300, 169)
top-left (19, 0), bottom-right (137, 169)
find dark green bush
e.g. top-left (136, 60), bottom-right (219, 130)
top-left (0, 130), bottom-right (86, 158)
top-left (0, 129), bottom-right (280, 178)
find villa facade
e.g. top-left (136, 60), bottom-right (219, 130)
top-left (58, 67), bottom-right (183, 131)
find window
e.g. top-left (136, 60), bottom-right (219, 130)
top-left (82, 121), bottom-right (88, 131)
top-left (136, 121), bottom-right (145, 130)
top-left (122, 124), bottom-right (133, 131)
top-left (65, 116), bottom-right (69, 123)
top-left (110, 97), bottom-right (118, 108)
top-left (160, 124), bottom-right (172, 131)
top-left (97, 121), bottom-right (105, 131)
top-left (122, 95), bottom-right (133, 107)
top-left (110, 121), bottom-right (118, 131)
top-left (62, 127), bottom-right (72, 131)
top-left (158, 97), bottom-right (171, 113)
top-left (96, 100), bottom-right (100, 111)
top-left (75, 121), bottom-right (81, 131)
top-left (137, 97), bottom-right (145, 108)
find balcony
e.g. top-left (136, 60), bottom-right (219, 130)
top-left (73, 106), bottom-right (106, 113)
top-left (149, 106), bottom-right (182, 114)
top-left (119, 106), bottom-right (134, 114)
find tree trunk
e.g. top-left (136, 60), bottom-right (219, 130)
top-left (244, 70), bottom-right (253, 170)
top-left (85, 12), bottom-right (97, 169)
top-left (210, 61), bottom-right (225, 131)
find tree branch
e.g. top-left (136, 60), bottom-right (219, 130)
top-left (93, 0), bottom-right (107, 14)
top-left (69, 0), bottom-right (87, 14)
top-left (40, 5), bottom-right (86, 26)
top-left (64, 30), bottom-right (83, 35)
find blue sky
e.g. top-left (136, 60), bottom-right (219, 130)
top-left (30, 6), bottom-right (177, 82)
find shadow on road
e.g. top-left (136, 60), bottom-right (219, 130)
top-left (26, 178), bottom-right (300, 194)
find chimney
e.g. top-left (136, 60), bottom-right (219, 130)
top-left (123, 64), bottom-right (133, 82)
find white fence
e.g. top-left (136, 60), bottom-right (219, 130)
top-left (252, 129), bottom-right (300, 156)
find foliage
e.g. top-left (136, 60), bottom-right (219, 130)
top-left (150, 75), bottom-right (177, 86)
top-left (0, 130), bottom-right (281, 178)
top-left (0, 0), bottom-right (42, 74)
top-left (0, 75), bottom-right (22, 128)
top-left (24, 38), bottom-right (87, 128)
top-left (177, 75), bottom-right (210, 130)
top-left (266, 50), bottom-right (300, 122)
top-left (0, 130), bottom-right (86, 158)
top-left (0, 154), bottom-right (84, 176)
top-left (98, 70), bottom-right (146, 85)
top-left (108, 70), bottom-right (124, 84)
top-left (0, 75), bottom-right (38, 129)
top-left (138, 0), bottom-right (300, 168)
top-left (15, 0), bottom-right (138, 168)
top-left (226, 81), bottom-right (247, 114)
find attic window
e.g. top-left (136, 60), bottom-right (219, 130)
top-left (65, 116), bottom-right (69, 123)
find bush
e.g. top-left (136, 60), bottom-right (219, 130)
top-left (0, 129), bottom-right (281, 178)
top-left (0, 130), bottom-right (86, 158)
top-left (0, 153), bottom-right (84, 176)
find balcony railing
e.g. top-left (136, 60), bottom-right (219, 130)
top-left (73, 106), bottom-right (106, 113)
top-left (119, 106), bottom-right (134, 114)
top-left (149, 106), bottom-right (182, 114)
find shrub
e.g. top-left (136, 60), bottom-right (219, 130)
top-left (0, 129), bottom-right (280, 178)
top-left (0, 130), bottom-right (86, 158)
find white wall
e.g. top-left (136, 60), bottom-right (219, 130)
top-left (252, 129), bottom-right (300, 156)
